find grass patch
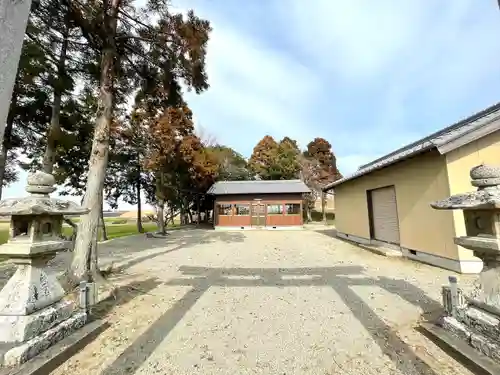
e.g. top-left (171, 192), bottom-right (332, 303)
top-left (64, 216), bottom-right (122, 224)
top-left (97, 222), bottom-right (158, 241)
top-left (0, 222), bottom-right (181, 246)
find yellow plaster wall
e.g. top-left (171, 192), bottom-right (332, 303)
top-left (335, 150), bottom-right (459, 259)
top-left (445, 130), bottom-right (500, 261)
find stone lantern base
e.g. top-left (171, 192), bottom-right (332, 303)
top-left (422, 281), bottom-right (500, 373)
top-left (0, 305), bottom-right (87, 367)
top-left (0, 259), bottom-right (87, 367)
top-left (425, 164), bottom-right (500, 373)
top-left (0, 171), bottom-right (92, 368)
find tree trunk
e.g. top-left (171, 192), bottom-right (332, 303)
top-left (70, 0), bottom-right (121, 284)
top-left (321, 190), bottom-right (326, 223)
top-left (99, 195), bottom-right (108, 241)
top-left (136, 175), bottom-right (143, 233)
top-left (166, 204), bottom-right (177, 225)
top-left (42, 10), bottom-right (69, 174)
top-left (0, 146), bottom-right (8, 200)
top-left (187, 202), bottom-right (193, 224)
top-left (182, 196), bottom-right (192, 224)
top-left (90, 225), bottom-right (99, 275)
top-left (196, 196), bottom-right (200, 225)
top-left (168, 204), bottom-right (175, 225)
top-left (179, 198), bottom-right (186, 225)
top-left (306, 205), bottom-right (312, 223)
top-left (157, 199), bottom-right (166, 234)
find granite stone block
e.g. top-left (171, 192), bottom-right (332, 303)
top-left (1, 312), bottom-right (87, 367)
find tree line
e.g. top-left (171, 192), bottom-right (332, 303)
top-left (247, 135), bottom-right (342, 220)
top-left (2, 0), bottom-right (342, 288)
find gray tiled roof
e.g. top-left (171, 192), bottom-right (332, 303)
top-left (207, 180), bottom-right (311, 195)
top-left (323, 102), bottom-right (500, 191)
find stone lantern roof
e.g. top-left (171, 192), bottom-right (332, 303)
top-left (0, 171), bottom-right (88, 216)
top-left (431, 164), bottom-right (500, 210)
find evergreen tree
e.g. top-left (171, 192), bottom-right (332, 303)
top-left (210, 145), bottom-right (252, 181)
top-left (66, 0), bottom-right (212, 283)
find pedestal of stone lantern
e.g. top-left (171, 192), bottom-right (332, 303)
top-left (0, 171), bottom-right (89, 367)
top-left (424, 164), bottom-right (500, 368)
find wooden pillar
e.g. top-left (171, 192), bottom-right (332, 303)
top-left (300, 200), bottom-right (303, 225)
top-left (213, 199), bottom-right (216, 226)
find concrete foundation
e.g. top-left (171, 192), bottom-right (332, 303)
top-left (214, 226), bottom-right (304, 231)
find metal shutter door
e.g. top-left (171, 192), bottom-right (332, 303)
top-left (370, 186), bottom-right (400, 244)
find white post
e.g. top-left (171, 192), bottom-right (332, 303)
top-left (0, 0), bottom-right (32, 145)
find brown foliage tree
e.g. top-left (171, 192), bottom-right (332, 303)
top-left (248, 135), bottom-right (279, 179)
top-left (145, 105), bottom-right (194, 231)
top-left (297, 155), bottom-right (322, 222)
top-left (304, 137), bottom-right (342, 185)
top-left (145, 105), bottom-right (218, 229)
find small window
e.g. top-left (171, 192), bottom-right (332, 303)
top-left (267, 204), bottom-right (283, 215)
top-left (42, 222), bottom-right (52, 234)
top-left (285, 203), bottom-right (301, 215)
top-left (235, 204), bottom-right (250, 215)
top-left (218, 204), bottom-right (233, 216)
top-left (13, 219), bottom-right (29, 237)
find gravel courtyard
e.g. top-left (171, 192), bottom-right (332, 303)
top-left (48, 227), bottom-right (477, 375)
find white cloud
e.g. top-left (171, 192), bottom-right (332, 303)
top-left (283, 0), bottom-right (429, 82)
top-left (271, 0), bottom-right (500, 173)
top-left (176, 0), bottom-right (325, 154)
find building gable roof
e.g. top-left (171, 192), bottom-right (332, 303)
top-left (207, 180), bottom-right (311, 195)
top-left (323, 102), bottom-right (500, 191)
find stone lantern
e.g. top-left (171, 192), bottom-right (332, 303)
top-left (427, 164), bottom-right (500, 365)
top-left (0, 171), bottom-right (88, 367)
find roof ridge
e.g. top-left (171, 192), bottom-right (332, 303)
top-left (215, 179), bottom-right (302, 184)
top-left (359, 101), bottom-right (500, 170)
top-left (208, 179), bottom-right (310, 195)
top-left (323, 101), bottom-right (500, 191)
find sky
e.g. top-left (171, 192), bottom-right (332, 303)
top-left (5, 0), bottom-right (500, 209)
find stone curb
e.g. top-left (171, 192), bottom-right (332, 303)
top-left (356, 243), bottom-right (403, 258)
top-left (420, 322), bottom-right (499, 375)
top-left (0, 319), bottom-right (109, 375)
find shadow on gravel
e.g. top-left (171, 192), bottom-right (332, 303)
top-left (92, 278), bottom-right (163, 319)
top-left (102, 265), bottom-right (442, 375)
top-left (0, 229), bottom-right (244, 290)
top-left (316, 228), bottom-right (338, 238)
top-left (110, 230), bottom-right (245, 273)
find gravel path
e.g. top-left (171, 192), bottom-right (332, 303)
top-left (39, 228), bottom-right (478, 375)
